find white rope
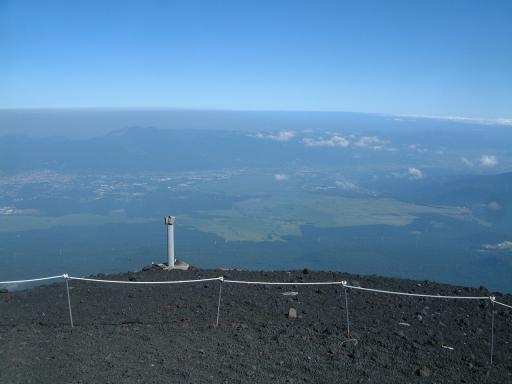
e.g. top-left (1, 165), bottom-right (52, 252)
top-left (342, 283), bottom-right (489, 300)
top-left (68, 276), bottom-right (222, 285)
top-left (493, 300), bottom-right (512, 310)
top-left (0, 275), bottom-right (66, 285)
top-left (1, 273), bottom-right (510, 306)
top-left (224, 279), bottom-right (343, 286)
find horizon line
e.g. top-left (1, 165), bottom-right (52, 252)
top-left (0, 106), bottom-right (510, 126)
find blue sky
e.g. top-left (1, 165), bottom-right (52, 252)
top-left (1, 0), bottom-right (511, 118)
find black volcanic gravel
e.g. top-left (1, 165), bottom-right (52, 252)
top-left (0, 267), bottom-right (511, 383)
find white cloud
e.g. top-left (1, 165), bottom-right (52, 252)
top-left (302, 135), bottom-right (350, 148)
top-left (487, 201), bottom-right (502, 211)
top-left (253, 131), bottom-right (296, 141)
top-left (274, 173), bottom-right (289, 181)
top-left (354, 136), bottom-right (396, 151)
top-left (482, 241), bottom-right (512, 251)
top-left (335, 179), bottom-right (357, 190)
top-left (407, 167), bottom-right (424, 180)
top-left (407, 144), bottom-right (428, 153)
top-left (356, 136), bottom-right (385, 148)
top-left (461, 157), bottom-right (474, 166)
top-left (480, 155), bottom-right (498, 167)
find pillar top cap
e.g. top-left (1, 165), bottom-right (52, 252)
top-left (164, 216), bottom-right (176, 225)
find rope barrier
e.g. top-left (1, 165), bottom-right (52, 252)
top-left (2, 274), bottom-right (510, 304)
top-left (1, 271), bottom-right (511, 368)
top-left (342, 282), bottom-right (489, 300)
top-left (68, 276), bottom-right (222, 285)
top-left (493, 300), bottom-right (512, 310)
top-left (223, 279), bottom-right (343, 286)
top-left (0, 275), bottom-right (66, 285)
top-left (2, 274), bottom-right (509, 305)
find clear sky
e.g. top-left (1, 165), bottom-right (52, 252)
top-left (1, 0), bottom-right (511, 118)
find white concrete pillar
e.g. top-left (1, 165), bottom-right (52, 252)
top-left (164, 216), bottom-right (176, 267)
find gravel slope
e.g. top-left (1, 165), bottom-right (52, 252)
top-left (1, 267), bottom-right (511, 383)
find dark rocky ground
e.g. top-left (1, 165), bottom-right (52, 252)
top-left (0, 267), bottom-right (511, 383)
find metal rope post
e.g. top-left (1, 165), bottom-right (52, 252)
top-left (215, 277), bottom-right (223, 328)
top-left (64, 274), bottom-right (74, 328)
top-left (490, 296), bottom-right (495, 367)
top-left (342, 281), bottom-right (350, 338)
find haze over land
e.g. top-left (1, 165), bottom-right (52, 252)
top-left (0, 110), bottom-right (511, 292)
